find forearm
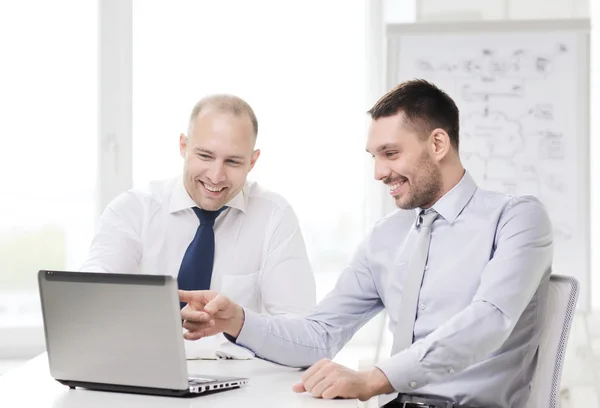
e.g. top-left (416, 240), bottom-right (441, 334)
top-left (241, 232), bottom-right (382, 367)
top-left (377, 300), bottom-right (514, 392)
top-left (235, 309), bottom-right (349, 367)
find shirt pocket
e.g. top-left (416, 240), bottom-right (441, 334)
top-left (220, 272), bottom-right (260, 311)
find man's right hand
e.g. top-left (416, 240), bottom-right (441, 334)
top-left (179, 290), bottom-right (245, 340)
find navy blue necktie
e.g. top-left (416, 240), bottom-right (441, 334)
top-left (178, 207), bottom-right (224, 308)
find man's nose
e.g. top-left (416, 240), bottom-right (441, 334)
top-left (206, 162), bottom-right (226, 184)
top-left (373, 159), bottom-right (391, 181)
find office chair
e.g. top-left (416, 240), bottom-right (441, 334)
top-left (528, 274), bottom-right (579, 408)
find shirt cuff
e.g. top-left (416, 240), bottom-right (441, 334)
top-left (375, 346), bottom-right (428, 393)
top-left (232, 308), bottom-right (268, 353)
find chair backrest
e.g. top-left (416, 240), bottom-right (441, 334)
top-left (527, 274), bottom-right (579, 408)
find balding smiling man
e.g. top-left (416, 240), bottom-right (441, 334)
top-left (80, 94), bottom-right (316, 357)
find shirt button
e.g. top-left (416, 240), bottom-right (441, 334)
top-left (448, 368), bottom-right (455, 374)
top-left (409, 381), bottom-right (417, 388)
top-left (419, 303), bottom-right (426, 310)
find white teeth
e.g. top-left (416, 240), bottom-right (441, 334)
top-left (388, 180), bottom-right (407, 192)
top-left (203, 183), bottom-right (224, 192)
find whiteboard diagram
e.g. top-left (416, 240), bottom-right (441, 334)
top-left (387, 21), bottom-right (590, 309)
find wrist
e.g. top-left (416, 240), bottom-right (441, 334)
top-left (365, 367), bottom-right (393, 398)
top-left (225, 304), bottom-right (245, 338)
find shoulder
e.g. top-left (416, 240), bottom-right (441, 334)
top-left (462, 186), bottom-right (548, 224)
top-left (244, 180), bottom-right (295, 213)
top-left (468, 188), bottom-right (553, 247)
top-left (471, 186), bottom-right (551, 227)
top-left (106, 177), bottom-right (172, 214)
top-left (468, 186), bottom-right (514, 214)
top-left (498, 195), bottom-right (552, 233)
top-left (459, 186), bottom-right (552, 242)
top-left (503, 194), bottom-right (548, 214)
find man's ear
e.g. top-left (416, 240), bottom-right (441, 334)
top-left (179, 133), bottom-right (187, 158)
top-left (249, 149), bottom-right (261, 171)
top-left (430, 128), bottom-right (451, 162)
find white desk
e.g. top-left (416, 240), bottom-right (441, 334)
top-left (0, 354), bottom-right (358, 407)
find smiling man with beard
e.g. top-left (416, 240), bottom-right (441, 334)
top-left (178, 80), bottom-right (553, 408)
top-left (80, 94), bottom-right (316, 357)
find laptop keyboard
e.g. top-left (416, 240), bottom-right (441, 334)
top-left (188, 377), bottom-right (215, 385)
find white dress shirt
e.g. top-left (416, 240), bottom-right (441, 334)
top-left (80, 176), bottom-right (317, 356)
top-left (234, 172), bottom-right (553, 408)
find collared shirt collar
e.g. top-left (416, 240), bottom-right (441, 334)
top-left (414, 170), bottom-right (477, 225)
top-left (169, 176), bottom-right (247, 214)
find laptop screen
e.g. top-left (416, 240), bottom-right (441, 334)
top-left (38, 271), bottom-right (188, 390)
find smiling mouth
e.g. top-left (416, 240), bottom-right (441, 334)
top-left (387, 179), bottom-right (407, 195)
top-left (200, 181), bottom-right (226, 193)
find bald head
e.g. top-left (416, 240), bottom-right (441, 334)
top-left (187, 94), bottom-right (258, 139)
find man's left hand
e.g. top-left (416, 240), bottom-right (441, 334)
top-left (292, 359), bottom-right (393, 401)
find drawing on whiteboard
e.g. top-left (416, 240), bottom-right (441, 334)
top-left (415, 42), bottom-right (568, 81)
top-left (408, 43), bottom-right (573, 243)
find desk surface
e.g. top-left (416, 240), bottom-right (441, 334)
top-left (0, 354), bottom-right (358, 407)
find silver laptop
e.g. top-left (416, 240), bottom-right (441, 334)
top-left (38, 270), bottom-right (249, 397)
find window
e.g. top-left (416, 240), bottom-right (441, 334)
top-left (132, 0), bottom-right (375, 366)
top-left (0, 0), bottom-right (97, 357)
top-left (132, 0), bottom-right (367, 292)
top-left (591, 1), bottom-right (600, 309)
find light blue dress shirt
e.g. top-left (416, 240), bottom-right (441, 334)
top-left (235, 172), bottom-right (553, 408)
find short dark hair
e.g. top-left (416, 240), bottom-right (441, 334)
top-left (367, 79), bottom-right (460, 150)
